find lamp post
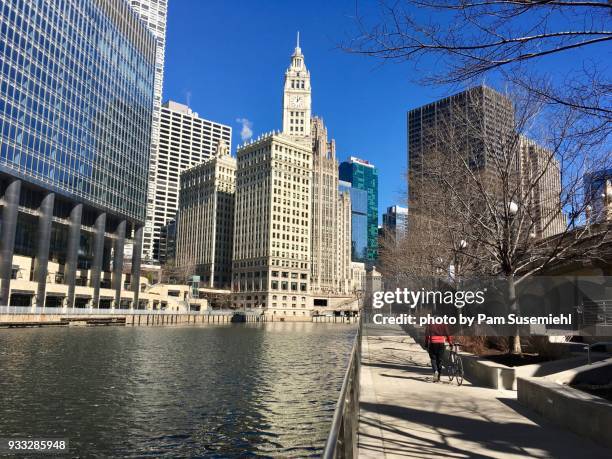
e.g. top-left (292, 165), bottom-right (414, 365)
top-left (506, 200), bottom-right (521, 354)
top-left (451, 239), bottom-right (468, 281)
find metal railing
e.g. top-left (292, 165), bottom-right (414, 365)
top-left (0, 306), bottom-right (208, 315)
top-left (323, 315), bottom-right (362, 459)
top-left (0, 306), bottom-right (266, 316)
top-left (580, 300), bottom-right (612, 326)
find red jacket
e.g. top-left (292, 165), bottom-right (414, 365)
top-left (425, 323), bottom-right (453, 346)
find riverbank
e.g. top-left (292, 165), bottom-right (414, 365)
top-left (0, 309), bottom-right (359, 328)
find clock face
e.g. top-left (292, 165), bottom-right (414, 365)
top-left (290, 95), bottom-right (304, 108)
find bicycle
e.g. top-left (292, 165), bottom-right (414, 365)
top-left (446, 343), bottom-right (464, 386)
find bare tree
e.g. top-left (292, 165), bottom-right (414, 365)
top-left (345, 0), bottom-right (611, 143)
top-left (380, 86), bottom-right (610, 352)
top-left (160, 260), bottom-right (195, 285)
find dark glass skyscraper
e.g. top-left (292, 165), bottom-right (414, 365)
top-left (339, 180), bottom-right (368, 262)
top-left (339, 157), bottom-right (379, 262)
top-left (382, 205), bottom-right (408, 241)
top-left (584, 168), bottom-right (612, 223)
top-left (0, 0), bottom-right (155, 307)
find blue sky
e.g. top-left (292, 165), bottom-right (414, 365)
top-left (162, 1), bottom-right (608, 223)
top-left (162, 0), bottom-right (455, 222)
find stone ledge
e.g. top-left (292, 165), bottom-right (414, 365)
top-left (462, 352), bottom-right (610, 390)
top-left (518, 375), bottom-right (612, 449)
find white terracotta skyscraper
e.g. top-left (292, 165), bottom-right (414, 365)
top-left (129, 0), bottom-right (169, 261)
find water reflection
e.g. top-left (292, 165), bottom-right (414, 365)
top-left (0, 322), bottom-right (356, 457)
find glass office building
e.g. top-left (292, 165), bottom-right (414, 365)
top-left (339, 180), bottom-right (369, 262)
top-left (339, 157), bottom-right (379, 262)
top-left (0, 0), bottom-right (155, 308)
top-left (584, 168), bottom-right (612, 223)
top-left (382, 205), bottom-right (408, 241)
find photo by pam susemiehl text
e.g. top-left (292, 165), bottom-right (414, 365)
top-left (371, 312), bottom-right (573, 327)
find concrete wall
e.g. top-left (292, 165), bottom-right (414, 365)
top-left (462, 353), bottom-right (610, 390)
top-left (0, 313), bottom-right (235, 327)
top-left (462, 354), bottom-right (517, 390)
top-left (518, 376), bottom-right (612, 449)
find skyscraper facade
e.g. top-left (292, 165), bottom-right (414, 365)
top-left (0, 0), bottom-right (155, 307)
top-left (408, 87), bottom-right (565, 241)
top-left (337, 190), bottom-right (352, 294)
top-left (382, 205), bottom-right (408, 241)
top-left (128, 0), bottom-right (169, 262)
top-left (339, 157), bottom-right (379, 262)
top-left (339, 180), bottom-right (369, 262)
top-left (408, 85), bottom-right (515, 180)
top-left (231, 36), bottom-right (354, 316)
top-left (175, 141), bottom-right (236, 289)
top-left (518, 136), bottom-right (566, 238)
top-left (151, 101), bottom-right (231, 262)
top-left (311, 116), bottom-right (340, 294)
top-left (584, 168), bottom-right (612, 224)
top-left (232, 134), bottom-right (312, 314)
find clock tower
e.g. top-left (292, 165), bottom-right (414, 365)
top-left (282, 32), bottom-right (312, 141)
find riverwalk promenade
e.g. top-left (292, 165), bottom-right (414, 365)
top-left (358, 330), bottom-right (611, 458)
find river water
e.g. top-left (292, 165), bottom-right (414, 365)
top-left (0, 322), bottom-right (356, 457)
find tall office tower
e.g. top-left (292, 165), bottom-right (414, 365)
top-left (282, 33), bottom-right (312, 145)
top-left (339, 180), bottom-right (369, 262)
top-left (175, 141), bottom-right (236, 289)
top-left (159, 219), bottom-right (176, 263)
top-left (584, 169), bottom-right (612, 224)
top-left (408, 87), bottom-right (566, 241)
top-left (0, 0), bottom-right (155, 308)
top-left (128, 0), bottom-right (169, 262)
top-left (152, 101), bottom-right (232, 262)
top-left (408, 85), bottom-right (514, 171)
top-left (518, 137), bottom-right (566, 238)
top-left (382, 206), bottom-right (409, 242)
top-left (337, 191), bottom-right (352, 294)
top-left (408, 85), bottom-right (515, 204)
top-left (232, 134), bottom-right (312, 315)
top-left (339, 157), bottom-right (379, 262)
top-left (232, 35), bottom-right (314, 315)
top-left (310, 116), bottom-right (340, 293)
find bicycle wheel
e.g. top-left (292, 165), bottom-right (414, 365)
top-left (447, 354), bottom-right (455, 382)
top-left (455, 356), bottom-right (464, 386)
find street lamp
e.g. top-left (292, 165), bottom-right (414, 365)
top-left (508, 201), bottom-right (518, 216)
top-left (450, 240), bottom-right (468, 282)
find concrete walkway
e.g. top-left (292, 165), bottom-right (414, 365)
top-left (358, 333), bottom-right (611, 458)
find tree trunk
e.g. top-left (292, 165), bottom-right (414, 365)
top-left (508, 275), bottom-right (522, 354)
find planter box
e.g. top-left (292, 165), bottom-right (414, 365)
top-left (461, 353), bottom-right (609, 390)
top-left (518, 375), bottom-right (612, 449)
top-left (461, 354), bottom-right (516, 389)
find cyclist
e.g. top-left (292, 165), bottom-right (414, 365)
top-left (425, 322), bottom-right (453, 382)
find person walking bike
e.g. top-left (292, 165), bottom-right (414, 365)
top-left (425, 322), bottom-right (453, 382)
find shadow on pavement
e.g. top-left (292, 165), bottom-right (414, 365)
top-left (359, 401), bottom-right (611, 459)
top-left (362, 362), bottom-right (433, 374)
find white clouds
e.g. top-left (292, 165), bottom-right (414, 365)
top-left (236, 117), bottom-right (253, 141)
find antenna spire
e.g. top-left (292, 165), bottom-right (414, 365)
top-left (296, 31), bottom-right (300, 49)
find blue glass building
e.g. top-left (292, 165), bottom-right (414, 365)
top-left (339, 157), bottom-right (379, 262)
top-left (584, 168), bottom-right (612, 223)
top-left (382, 205), bottom-right (408, 241)
top-left (0, 0), bottom-right (155, 308)
top-left (339, 180), bottom-right (369, 262)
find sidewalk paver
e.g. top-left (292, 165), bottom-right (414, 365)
top-left (358, 334), bottom-right (611, 458)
